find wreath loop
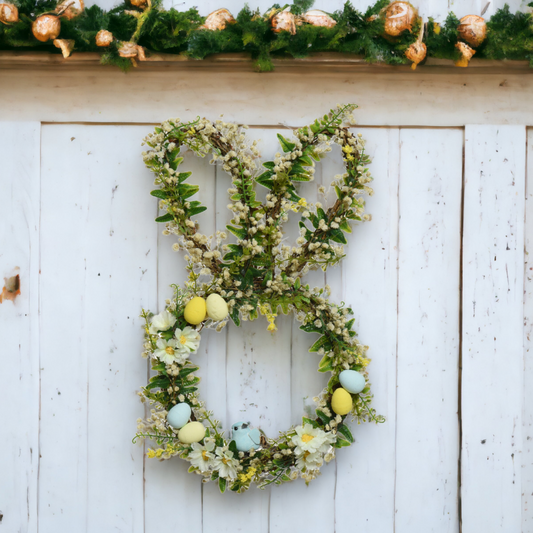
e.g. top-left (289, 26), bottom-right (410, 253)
top-left (134, 104), bottom-right (384, 493)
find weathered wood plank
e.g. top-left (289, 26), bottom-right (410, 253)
top-left (39, 125), bottom-right (150, 531)
top-left (334, 128), bottom-right (400, 533)
top-left (0, 122), bottom-right (40, 533)
top-left (395, 129), bottom-right (463, 532)
top-left (523, 127), bottom-right (533, 532)
top-left (144, 144), bottom-right (215, 533)
top-left (2, 68), bottom-right (533, 128)
top-left (462, 125), bottom-right (526, 532)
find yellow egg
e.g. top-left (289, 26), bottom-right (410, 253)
top-left (178, 421), bottom-right (206, 444)
top-left (331, 388), bottom-right (353, 415)
top-left (183, 297), bottom-right (207, 325)
top-left (206, 293), bottom-right (229, 321)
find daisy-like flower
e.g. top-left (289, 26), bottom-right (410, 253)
top-left (153, 338), bottom-right (187, 364)
top-left (174, 326), bottom-right (201, 354)
top-left (291, 423), bottom-right (335, 455)
top-left (149, 310), bottom-right (176, 335)
top-left (213, 448), bottom-right (239, 480)
top-left (188, 440), bottom-right (215, 473)
top-left (295, 450), bottom-right (324, 471)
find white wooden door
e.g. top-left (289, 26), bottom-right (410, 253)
top-left (1, 121), bottom-right (530, 532)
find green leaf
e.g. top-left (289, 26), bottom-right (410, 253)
top-left (337, 424), bottom-right (354, 443)
top-left (150, 189), bottom-right (168, 199)
top-left (318, 354), bottom-right (334, 373)
top-left (169, 154), bottom-right (183, 171)
top-left (179, 366), bottom-right (199, 378)
top-left (226, 225), bottom-right (247, 240)
top-left (333, 437), bottom-right (352, 448)
top-left (219, 477), bottom-right (227, 493)
top-left (329, 228), bottom-right (348, 244)
top-left (294, 277), bottom-right (301, 290)
top-left (302, 417), bottom-right (319, 428)
top-left (188, 205), bottom-right (207, 216)
top-left (277, 133), bottom-right (296, 153)
top-left (229, 440), bottom-right (238, 454)
top-left (155, 213), bottom-right (174, 223)
top-left (145, 376), bottom-right (170, 390)
top-left (178, 183), bottom-right (199, 199)
top-left (309, 335), bottom-right (329, 353)
top-left (316, 409), bottom-right (331, 425)
top-left (178, 171), bottom-right (192, 183)
top-left (230, 307), bottom-right (241, 327)
top-left (263, 161), bottom-right (275, 170)
top-left (339, 220), bottom-right (352, 233)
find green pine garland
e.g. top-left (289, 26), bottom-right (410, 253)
top-left (1, 0), bottom-right (533, 71)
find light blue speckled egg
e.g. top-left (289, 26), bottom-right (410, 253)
top-left (339, 370), bottom-right (366, 394)
top-left (167, 403), bottom-right (191, 429)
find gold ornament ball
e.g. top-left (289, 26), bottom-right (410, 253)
top-left (96, 29), bottom-right (113, 47)
top-left (405, 41), bottom-right (426, 70)
top-left (458, 15), bottom-right (487, 48)
top-left (0, 3), bottom-right (18, 24)
top-left (130, 0), bottom-right (148, 8)
top-left (32, 14), bottom-right (61, 43)
top-left (384, 1), bottom-right (417, 37)
top-left (56, 0), bottom-right (84, 21)
top-left (271, 9), bottom-right (296, 35)
top-left (302, 9), bottom-right (336, 28)
top-left (199, 8), bottom-right (235, 31)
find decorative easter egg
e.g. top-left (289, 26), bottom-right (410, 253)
top-left (184, 297), bottom-right (207, 325)
top-left (331, 387), bottom-right (353, 415)
top-left (303, 9), bottom-right (336, 28)
top-left (339, 370), bottom-right (366, 394)
top-left (206, 293), bottom-right (229, 321)
top-left (178, 421), bottom-right (206, 444)
top-left (167, 402), bottom-right (191, 429)
top-left (383, 1), bottom-right (417, 37)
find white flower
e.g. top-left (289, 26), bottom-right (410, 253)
top-left (214, 448), bottom-right (239, 480)
top-left (291, 424), bottom-right (334, 455)
top-left (188, 440), bottom-right (215, 472)
top-left (153, 338), bottom-right (187, 364)
top-left (149, 310), bottom-right (176, 334)
top-left (174, 327), bottom-right (201, 354)
top-left (295, 450), bottom-right (324, 471)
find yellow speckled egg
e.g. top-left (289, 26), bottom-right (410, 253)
top-left (178, 421), bottom-right (206, 444)
top-left (331, 388), bottom-right (353, 415)
top-left (184, 297), bottom-right (207, 325)
top-left (206, 293), bottom-right (229, 321)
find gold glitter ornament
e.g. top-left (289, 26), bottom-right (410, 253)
top-left (271, 9), bottom-right (296, 35)
top-left (53, 38), bottom-right (74, 57)
top-left (458, 15), bottom-right (487, 48)
top-left (383, 1), bottom-right (417, 37)
top-left (0, 3), bottom-right (18, 24)
top-left (32, 14), bottom-right (61, 42)
top-left (199, 8), bottom-right (235, 31)
top-left (302, 9), bottom-right (336, 28)
top-left (95, 29), bottom-right (113, 47)
top-left (56, 0), bottom-right (84, 20)
top-left (455, 42), bottom-right (476, 67)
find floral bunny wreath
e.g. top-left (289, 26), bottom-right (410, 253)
top-left (133, 104), bottom-right (384, 493)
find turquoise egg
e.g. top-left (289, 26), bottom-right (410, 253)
top-left (167, 403), bottom-right (191, 429)
top-left (339, 370), bottom-right (366, 394)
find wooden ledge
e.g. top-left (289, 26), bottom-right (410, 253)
top-left (0, 50), bottom-right (531, 73)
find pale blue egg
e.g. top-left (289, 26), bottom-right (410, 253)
top-left (167, 403), bottom-right (191, 429)
top-left (339, 370), bottom-right (366, 394)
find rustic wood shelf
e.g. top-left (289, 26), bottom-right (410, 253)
top-left (0, 50), bottom-right (531, 73)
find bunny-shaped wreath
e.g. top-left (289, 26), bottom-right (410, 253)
top-left (133, 104), bottom-right (384, 493)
